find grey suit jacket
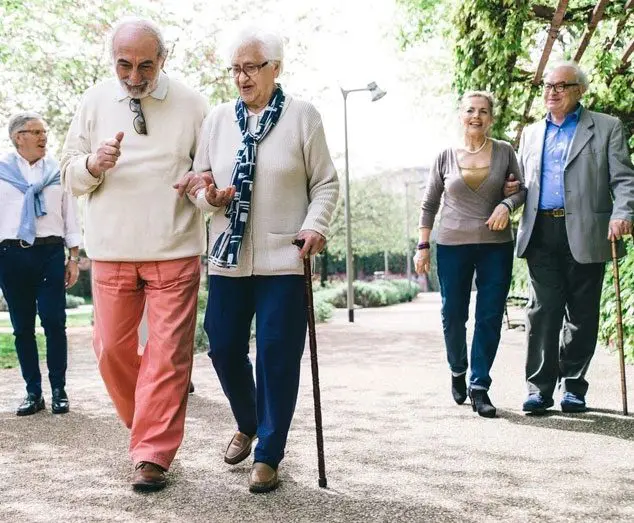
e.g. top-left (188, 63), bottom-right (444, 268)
top-left (516, 108), bottom-right (634, 263)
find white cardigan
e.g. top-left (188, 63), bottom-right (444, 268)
top-left (193, 95), bottom-right (339, 277)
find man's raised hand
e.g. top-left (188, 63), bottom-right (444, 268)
top-left (87, 131), bottom-right (124, 177)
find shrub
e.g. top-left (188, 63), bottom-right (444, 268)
top-left (194, 313), bottom-right (208, 353)
top-left (65, 294), bottom-right (85, 309)
top-left (599, 249), bottom-right (634, 362)
top-left (0, 292), bottom-right (7, 312)
top-left (314, 279), bottom-right (420, 309)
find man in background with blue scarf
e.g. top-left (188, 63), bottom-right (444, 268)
top-left (0, 112), bottom-right (81, 416)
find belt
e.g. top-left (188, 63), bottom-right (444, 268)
top-left (0, 236), bottom-right (64, 248)
top-left (538, 208), bottom-right (565, 218)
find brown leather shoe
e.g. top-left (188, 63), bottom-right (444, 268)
top-left (224, 431), bottom-right (256, 465)
top-left (249, 462), bottom-right (279, 493)
top-left (132, 462), bottom-right (166, 492)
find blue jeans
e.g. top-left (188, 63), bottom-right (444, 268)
top-left (0, 242), bottom-right (67, 396)
top-left (436, 242), bottom-right (513, 390)
top-left (205, 275), bottom-right (307, 469)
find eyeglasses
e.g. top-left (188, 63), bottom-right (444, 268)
top-left (227, 61), bottom-right (269, 78)
top-left (129, 98), bottom-right (147, 135)
top-left (18, 129), bottom-right (48, 137)
top-left (543, 82), bottom-right (579, 93)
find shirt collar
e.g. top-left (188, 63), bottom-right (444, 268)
top-left (546, 103), bottom-right (582, 125)
top-left (115, 71), bottom-right (169, 102)
top-left (15, 151), bottom-right (44, 169)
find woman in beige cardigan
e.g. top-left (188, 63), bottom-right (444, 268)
top-left (176, 27), bottom-right (339, 493)
top-left (415, 91), bottom-right (526, 418)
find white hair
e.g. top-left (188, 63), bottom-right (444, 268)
top-left (109, 16), bottom-right (167, 60)
top-left (225, 26), bottom-right (284, 74)
top-left (8, 111), bottom-right (43, 147)
top-left (546, 60), bottom-right (589, 89)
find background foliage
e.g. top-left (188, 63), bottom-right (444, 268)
top-left (398, 0), bottom-right (634, 357)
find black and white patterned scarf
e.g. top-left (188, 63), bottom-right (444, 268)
top-left (209, 85), bottom-right (286, 268)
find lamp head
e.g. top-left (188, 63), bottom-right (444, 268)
top-left (367, 81), bottom-right (386, 102)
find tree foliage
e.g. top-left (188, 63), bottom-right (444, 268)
top-left (0, 0), bottom-right (233, 153)
top-left (398, 0), bottom-right (634, 357)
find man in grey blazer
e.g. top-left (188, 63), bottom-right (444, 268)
top-left (512, 61), bottom-right (634, 414)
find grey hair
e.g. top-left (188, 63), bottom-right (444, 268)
top-left (109, 16), bottom-right (167, 60)
top-left (8, 111), bottom-right (43, 147)
top-left (226, 26), bottom-right (284, 74)
top-left (460, 90), bottom-right (495, 113)
top-left (546, 60), bottom-right (589, 89)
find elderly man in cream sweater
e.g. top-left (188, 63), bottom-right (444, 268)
top-left (176, 26), bottom-right (339, 494)
top-left (61, 17), bottom-right (208, 492)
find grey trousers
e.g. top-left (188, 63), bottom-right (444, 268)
top-left (524, 215), bottom-right (605, 399)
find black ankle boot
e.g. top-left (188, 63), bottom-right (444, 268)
top-left (469, 389), bottom-right (496, 418)
top-left (451, 374), bottom-right (467, 405)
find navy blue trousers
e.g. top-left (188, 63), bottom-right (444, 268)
top-left (205, 275), bottom-right (307, 469)
top-left (0, 243), bottom-right (67, 396)
top-left (436, 242), bottom-right (513, 390)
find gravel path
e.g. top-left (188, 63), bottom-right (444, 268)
top-left (0, 293), bottom-right (632, 522)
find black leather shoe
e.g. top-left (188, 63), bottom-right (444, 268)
top-left (16, 393), bottom-right (45, 416)
top-left (469, 389), bottom-right (496, 418)
top-left (451, 374), bottom-right (467, 405)
top-left (51, 388), bottom-right (70, 414)
top-left (188, 381), bottom-right (195, 394)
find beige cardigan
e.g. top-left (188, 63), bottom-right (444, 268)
top-left (193, 95), bottom-right (339, 276)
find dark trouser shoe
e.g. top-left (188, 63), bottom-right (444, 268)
top-left (249, 462), bottom-right (279, 493)
top-left (132, 462), bottom-right (166, 492)
top-left (225, 431), bottom-right (256, 465)
top-left (16, 393), bottom-right (45, 416)
top-left (51, 388), bottom-right (69, 414)
top-left (522, 393), bottom-right (554, 414)
top-left (469, 388), bottom-right (496, 418)
top-left (561, 392), bottom-right (587, 413)
top-left (451, 373), bottom-right (467, 405)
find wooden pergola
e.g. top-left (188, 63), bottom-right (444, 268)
top-left (513, 0), bottom-right (634, 146)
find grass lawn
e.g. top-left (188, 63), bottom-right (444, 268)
top-left (0, 333), bottom-right (46, 369)
top-left (0, 311), bottom-right (92, 330)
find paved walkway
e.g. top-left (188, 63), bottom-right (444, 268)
top-left (0, 293), bottom-right (632, 522)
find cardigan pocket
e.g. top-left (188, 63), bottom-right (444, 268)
top-left (266, 232), bottom-right (303, 274)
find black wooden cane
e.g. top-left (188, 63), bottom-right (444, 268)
top-left (610, 238), bottom-right (628, 416)
top-left (292, 239), bottom-right (327, 487)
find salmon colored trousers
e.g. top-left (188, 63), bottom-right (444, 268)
top-left (91, 256), bottom-right (200, 470)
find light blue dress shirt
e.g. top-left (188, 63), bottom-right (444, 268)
top-left (538, 104), bottom-right (582, 210)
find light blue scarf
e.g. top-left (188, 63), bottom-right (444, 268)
top-left (0, 151), bottom-right (61, 245)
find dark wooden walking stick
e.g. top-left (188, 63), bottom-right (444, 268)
top-left (611, 238), bottom-right (628, 416)
top-left (293, 239), bottom-right (327, 487)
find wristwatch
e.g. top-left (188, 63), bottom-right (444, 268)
top-left (67, 255), bottom-right (80, 263)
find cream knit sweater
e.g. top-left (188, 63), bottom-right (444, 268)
top-left (193, 95), bottom-right (339, 276)
top-left (60, 76), bottom-right (209, 261)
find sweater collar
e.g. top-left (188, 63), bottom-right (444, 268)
top-left (115, 71), bottom-right (169, 102)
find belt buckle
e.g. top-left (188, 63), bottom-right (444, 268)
top-left (19, 239), bottom-right (33, 249)
top-left (553, 209), bottom-right (565, 218)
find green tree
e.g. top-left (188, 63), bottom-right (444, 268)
top-left (398, 0), bottom-right (634, 357)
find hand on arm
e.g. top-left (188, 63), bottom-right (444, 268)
top-left (503, 173), bottom-right (521, 198)
top-left (486, 203), bottom-right (510, 231)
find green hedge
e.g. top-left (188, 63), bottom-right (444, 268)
top-left (599, 248), bottom-right (634, 362)
top-left (65, 294), bottom-right (85, 309)
top-left (315, 279), bottom-right (420, 309)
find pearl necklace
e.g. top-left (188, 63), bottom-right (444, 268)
top-left (463, 137), bottom-right (488, 155)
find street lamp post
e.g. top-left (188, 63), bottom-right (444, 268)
top-left (340, 82), bottom-right (386, 323)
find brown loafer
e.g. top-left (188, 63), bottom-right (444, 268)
top-left (249, 462), bottom-right (279, 493)
top-left (224, 431), bottom-right (256, 465)
top-left (132, 461), bottom-right (166, 492)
